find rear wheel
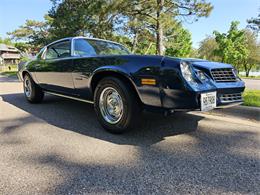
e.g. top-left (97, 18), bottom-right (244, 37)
top-left (94, 77), bottom-right (140, 133)
top-left (23, 74), bottom-right (44, 103)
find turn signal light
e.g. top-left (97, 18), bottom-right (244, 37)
top-left (141, 78), bottom-right (156, 85)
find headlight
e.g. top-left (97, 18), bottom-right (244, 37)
top-left (196, 70), bottom-right (207, 81)
top-left (180, 61), bottom-right (195, 82)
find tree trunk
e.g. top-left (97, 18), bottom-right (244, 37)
top-left (131, 31), bottom-right (139, 53)
top-left (243, 61), bottom-right (251, 77)
top-left (156, 0), bottom-right (164, 55)
top-left (246, 70), bottom-right (250, 77)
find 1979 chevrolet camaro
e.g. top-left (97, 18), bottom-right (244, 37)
top-left (18, 37), bottom-right (245, 133)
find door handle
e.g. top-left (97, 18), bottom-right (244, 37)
top-left (75, 77), bottom-right (83, 80)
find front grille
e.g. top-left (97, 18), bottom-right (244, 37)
top-left (219, 93), bottom-right (242, 103)
top-left (211, 68), bottom-right (237, 82)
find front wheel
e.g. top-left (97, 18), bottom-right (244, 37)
top-left (23, 74), bottom-right (44, 103)
top-left (94, 77), bottom-right (140, 133)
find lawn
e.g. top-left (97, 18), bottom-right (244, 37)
top-left (240, 75), bottom-right (260, 80)
top-left (0, 64), bottom-right (18, 77)
top-left (243, 90), bottom-right (260, 107)
top-left (0, 71), bottom-right (18, 77)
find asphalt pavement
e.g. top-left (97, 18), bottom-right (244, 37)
top-left (243, 78), bottom-right (260, 90)
top-left (0, 75), bottom-right (260, 194)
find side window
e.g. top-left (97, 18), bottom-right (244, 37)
top-left (45, 41), bottom-right (71, 59)
top-left (74, 39), bottom-right (97, 56)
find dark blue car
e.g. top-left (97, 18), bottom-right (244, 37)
top-left (18, 37), bottom-right (245, 133)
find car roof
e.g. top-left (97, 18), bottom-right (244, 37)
top-left (46, 36), bottom-right (124, 48)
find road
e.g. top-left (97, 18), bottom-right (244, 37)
top-left (0, 75), bottom-right (260, 194)
top-left (243, 78), bottom-right (260, 90)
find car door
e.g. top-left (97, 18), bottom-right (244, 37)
top-left (71, 38), bottom-right (99, 99)
top-left (35, 40), bottom-right (76, 95)
top-left (71, 38), bottom-right (131, 99)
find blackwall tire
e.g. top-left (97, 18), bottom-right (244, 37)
top-left (94, 77), bottom-right (140, 133)
top-left (23, 74), bottom-right (44, 103)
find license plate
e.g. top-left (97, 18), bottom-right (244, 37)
top-left (201, 92), bottom-right (217, 111)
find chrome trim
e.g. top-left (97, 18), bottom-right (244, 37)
top-left (99, 87), bottom-right (124, 124)
top-left (24, 77), bottom-right (32, 97)
top-left (43, 40), bottom-right (72, 60)
top-left (46, 37), bottom-right (72, 48)
top-left (219, 93), bottom-right (243, 103)
top-left (44, 91), bottom-right (94, 104)
top-left (40, 47), bottom-right (47, 59)
top-left (71, 36), bottom-right (130, 57)
top-left (210, 68), bottom-right (237, 82)
top-left (72, 36), bottom-right (128, 49)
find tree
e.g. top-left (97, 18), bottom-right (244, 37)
top-left (213, 21), bottom-right (249, 70)
top-left (189, 47), bottom-right (199, 58)
top-left (49, 0), bottom-right (120, 40)
top-left (7, 15), bottom-right (52, 49)
top-left (0, 37), bottom-right (13, 45)
top-left (120, 0), bottom-right (213, 55)
top-left (14, 42), bottom-right (31, 53)
top-left (49, 0), bottom-right (213, 55)
top-left (165, 26), bottom-right (192, 57)
top-left (242, 30), bottom-right (260, 76)
top-left (247, 10), bottom-right (260, 34)
top-left (198, 36), bottom-right (221, 61)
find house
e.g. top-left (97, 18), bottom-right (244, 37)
top-left (0, 44), bottom-right (21, 65)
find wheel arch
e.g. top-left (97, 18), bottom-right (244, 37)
top-left (22, 70), bottom-right (32, 79)
top-left (90, 70), bottom-right (143, 105)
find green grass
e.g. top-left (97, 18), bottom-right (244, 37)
top-left (0, 71), bottom-right (17, 77)
top-left (239, 75), bottom-right (260, 80)
top-left (0, 64), bottom-right (18, 77)
top-left (243, 90), bottom-right (260, 107)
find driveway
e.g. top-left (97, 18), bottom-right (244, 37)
top-left (243, 78), bottom-right (260, 90)
top-left (0, 75), bottom-right (260, 194)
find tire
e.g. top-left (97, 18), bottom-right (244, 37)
top-left (23, 73), bottom-right (44, 103)
top-left (94, 77), bottom-right (140, 133)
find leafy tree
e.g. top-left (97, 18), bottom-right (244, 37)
top-left (14, 42), bottom-right (31, 53)
top-left (0, 37), bottom-right (13, 45)
top-left (247, 11), bottom-right (260, 34)
top-left (9, 0), bottom-right (212, 56)
top-left (189, 47), bottom-right (199, 58)
top-left (165, 26), bottom-right (192, 57)
top-left (49, 0), bottom-right (120, 40)
top-left (242, 30), bottom-right (260, 76)
top-left (7, 15), bottom-right (52, 49)
top-left (49, 0), bottom-right (212, 55)
top-left (198, 36), bottom-right (221, 61)
top-left (120, 0), bottom-right (213, 55)
top-left (213, 21), bottom-right (249, 70)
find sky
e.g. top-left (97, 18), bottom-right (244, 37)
top-left (0, 0), bottom-right (259, 48)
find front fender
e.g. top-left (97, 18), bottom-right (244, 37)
top-left (88, 66), bottom-right (143, 101)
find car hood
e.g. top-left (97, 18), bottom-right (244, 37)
top-left (184, 59), bottom-right (233, 70)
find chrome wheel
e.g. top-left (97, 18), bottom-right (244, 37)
top-left (99, 87), bottom-right (124, 124)
top-left (24, 77), bottom-right (32, 98)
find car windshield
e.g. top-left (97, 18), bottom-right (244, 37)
top-left (74, 38), bottom-right (130, 56)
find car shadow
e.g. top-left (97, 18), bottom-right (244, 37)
top-left (1, 92), bottom-right (202, 146)
top-left (1, 92), bottom-right (259, 194)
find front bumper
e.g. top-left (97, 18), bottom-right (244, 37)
top-left (215, 80), bottom-right (245, 106)
top-left (161, 80), bottom-right (245, 111)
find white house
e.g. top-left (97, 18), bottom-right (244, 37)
top-left (0, 44), bottom-right (21, 65)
